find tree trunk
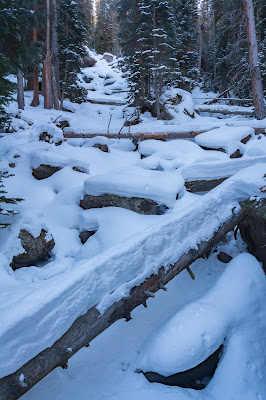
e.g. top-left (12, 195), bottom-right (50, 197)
top-left (198, 0), bottom-right (205, 80)
top-left (17, 70), bottom-right (25, 110)
top-left (31, 28), bottom-right (40, 107)
top-left (51, 0), bottom-right (60, 110)
top-left (44, 0), bottom-right (53, 109)
top-left (243, 0), bottom-right (266, 120)
top-left (153, 3), bottom-right (160, 119)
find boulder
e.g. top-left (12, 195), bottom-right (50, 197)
top-left (32, 164), bottom-right (62, 180)
top-left (83, 56), bottom-right (97, 68)
top-left (239, 198), bottom-right (266, 271)
top-left (11, 229), bottom-right (55, 270)
top-left (217, 252), bottom-right (233, 263)
top-left (79, 230), bottom-right (97, 244)
top-left (102, 53), bottom-right (114, 63)
top-left (155, 88), bottom-right (195, 120)
top-left (93, 143), bottom-right (109, 152)
top-left (82, 76), bottom-right (93, 84)
top-left (80, 194), bottom-right (168, 215)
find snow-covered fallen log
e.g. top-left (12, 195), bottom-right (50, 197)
top-left (195, 104), bottom-right (255, 116)
top-left (0, 164), bottom-right (266, 399)
top-left (63, 129), bottom-right (214, 140)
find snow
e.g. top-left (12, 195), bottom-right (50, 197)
top-left (195, 126), bottom-right (255, 154)
top-left (83, 166), bottom-right (185, 207)
top-left (137, 253), bottom-right (266, 400)
top-left (21, 237), bottom-right (264, 400)
top-left (1, 51), bottom-right (266, 400)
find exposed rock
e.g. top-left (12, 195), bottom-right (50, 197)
top-left (239, 198), bottom-right (266, 271)
top-left (82, 56), bottom-right (96, 68)
top-left (56, 120), bottom-right (70, 130)
top-left (93, 143), bottom-right (109, 153)
top-left (230, 149), bottom-right (242, 159)
top-left (217, 252), bottom-right (233, 263)
top-left (73, 166), bottom-right (89, 174)
top-left (68, 86), bottom-right (88, 104)
top-left (155, 89), bottom-right (195, 120)
top-left (185, 177), bottom-right (228, 193)
top-left (14, 154), bottom-right (20, 159)
top-left (102, 53), bottom-right (114, 63)
top-left (79, 230), bottom-right (97, 244)
top-left (80, 194), bottom-right (168, 215)
top-left (9, 163), bottom-right (15, 168)
top-left (104, 79), bottom-right (116, 87)
top-left (143, 344), bottom-right (223, 390)
top-left (32, 164), bottom-right (62, 180)
top-left (82, 76), bottom-right (93, 84)
top-left (241, 134), bottom-right (252, 144)
top-left (11, 229), bottom-right (55, 270)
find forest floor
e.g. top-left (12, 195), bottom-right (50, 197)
top-left (1, 52), bottom-right (266, 400)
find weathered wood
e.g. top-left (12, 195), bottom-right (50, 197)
top-left (63, 129), bottom-right (217, 141)
top-left (0, 207), bottom-right (249, 400)
top-left (243, 0), bottom-right (266, 120)
top-left (195, 105), bottom-right (255, 116)
top-left (87, 98), bottom-right (127, 106)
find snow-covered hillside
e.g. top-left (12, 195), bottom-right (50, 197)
top-left (0, 51), bottom-right (266, 400)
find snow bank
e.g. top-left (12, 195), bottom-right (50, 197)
top-left (0, 164), bottom-right (266, 378)
top-left (195, 126), bottom-right (254, 154)
top-left (138, 139), bottom-right (228, 170)
top-left (83, 166), bottom-right (185, 207)
top-left (137, 253), bottom-right (266, 399)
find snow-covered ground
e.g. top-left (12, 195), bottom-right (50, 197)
top-left (1, 51), bottom-right (266, 399)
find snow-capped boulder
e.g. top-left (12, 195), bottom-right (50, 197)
top-left (102, 53), bottom-right (114, 63)
top-left (195, 126), bottom-right (254, 156)
top-left (11, 229), bottom-right (55, 270)
top-left (80, 166), bottom-right (185, 214)
top-left (82, 56), bottom-right (97, 68)
top-left (158, 88), bottom-right (195, 120)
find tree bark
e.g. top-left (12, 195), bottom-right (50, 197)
top-left (51, 0), bottom-right (60, 110)
top-left (198, 0), bottom-right (205, 80)
top-left (17, 70), bottom-right (25, 110)
top-left (153, 3), bottom-right (161, 120)
top-left (243, 0), bottom-right (266, 120)
top-left (44, 0), bottom-right (53, 109)
top-left (31, 28), bottom-right (40, 107)
top-left (0, 207), bottom-right (249, 400)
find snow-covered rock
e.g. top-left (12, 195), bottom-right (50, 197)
top-left (195, 126), bottom-right (254, 155)
top-left (82, 166), bottom-right (185, 209)
top-left (159, 89), bottom-right (195, 120)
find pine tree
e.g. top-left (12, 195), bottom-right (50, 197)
top-left (0, 56), bottom-right (15, 129)
top-left (0, 0), bottom-right (39, 110)
top-left (95, 0), bottom-right (117, 54)
top-left (58, 0), bottom-right (88, 105)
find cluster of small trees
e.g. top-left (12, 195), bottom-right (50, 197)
top-left (0, 0), bottom-right (91, 127)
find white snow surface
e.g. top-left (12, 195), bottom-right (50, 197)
top-left (0, 163), bottom-right (266, 378)
top-left (137, 253), bottom-right (266, 400)
top-left (83, 166), bottom-right (185, 207)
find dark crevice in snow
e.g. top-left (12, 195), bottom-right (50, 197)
top-left (143, 343), bottom-right (224, 390)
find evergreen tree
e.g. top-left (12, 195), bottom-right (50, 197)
top-left (173, 0), bottom-right (198, 89)
top-left (58, 0), bottom-right (88, 104)
top-left (95, 0), bottom-right (117, 54)
top-left (0, 56), bottom-right (15, 129)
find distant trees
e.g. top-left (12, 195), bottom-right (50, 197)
top-left (118, 0), bottom-right (198, 117)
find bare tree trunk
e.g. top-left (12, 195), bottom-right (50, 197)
top-left (51, 0), bottom-right (60, 109)
top-left (153, 3), bottom-right (160, 120)
top-left (198, 0), bottom-right (205, 80)
top-left (31, 27), bottom-right (40, 107)
top-left (44, 0), bottom-right (53, 109)
top-left (243, 0), bottom-right (266, 120)
top-left (17, 70), bottom-right (25, 110)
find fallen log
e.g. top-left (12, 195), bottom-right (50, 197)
top-left (195, 105), bottom-right (255, 116)
top-left (0, 207), bottom-right (249, 400)
top-left (63, 129), bottom-right (218, 141)
top-left (87, 98), bottom-right (127, 106)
